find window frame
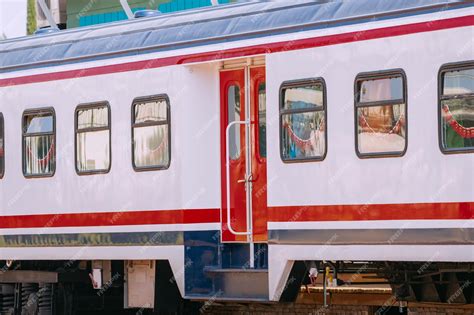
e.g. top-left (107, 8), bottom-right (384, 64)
top-left (256, 78), bottom-right (267, 162)
top-left (22, 107), bottom-right (56, 178)
top-left (131, 94), bottom-right (171, 172)
top-left (74, 101), bottom-right (112, 175)
top-left (0, 113), bottom-right (4, 179)
top-left (225, 82), bottom-right (243, 162)
top-left (354, 69), bottom-right (408, 159)
top-left (438, 61), bottom-right (474, 155)
top-left (279, 77), bottom-right (328, 163)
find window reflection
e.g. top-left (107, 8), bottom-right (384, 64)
top-left (25, 115), bottom-right (53, 134)
top-left (357, 105), bottom-right (406, 154)
top-left (76, 105), bottom-right (110, 173)
top-left (282, 111), bottom-right (325, 159)
top-left (282, 84), bottom-right (323, 110)
top-left (228, 85), bottom-right (241, 160)
top-left (358, 77), bottom-right (403, 103)
top-left (77, 130), bottom-right (110, 172)
top-left (258, 83), bottom-right (266, 158)
top-left (356, 73), bottom-right (406, 156)
top-left (133, 97), bottom-right (170, 169)
top-left (133, 125), bottom-right (169, 168)
top-left (280, 81), bottom-right (326, 161)
top-left (440, 66), bottom-right (474, 152)
top-left (23, 111), bottom-right (55, 176)
top-left (443, 68), bottom-right (474, 95)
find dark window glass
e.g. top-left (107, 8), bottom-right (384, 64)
top-left (258, 82), bottom-right (266, 158)
top-left (280, 80), bottom-right (326, 161)
top-left (23, 109), bottom-right (55, 177)
top-left (440, 64), bottom-right (474, 152)
top-left (132, 96), bottom-right (170, 170)
top-left (76, 104), bottom-right (110, 173)
top-left (355, 71), bottom-right (406, 157)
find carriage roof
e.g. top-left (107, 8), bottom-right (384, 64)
top-left (0, 0), bottom-right (470, 73)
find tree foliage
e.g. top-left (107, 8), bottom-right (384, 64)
top-left (27, 0), bottom-right (36, 35)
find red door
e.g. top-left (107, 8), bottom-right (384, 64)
top-left (250, 67), bottom-right (268, 243)
top-left (220, 67), bottom-right (267, 243)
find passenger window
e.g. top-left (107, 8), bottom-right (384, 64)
top-left (75, 103), bottom-right (111, 174)
top-left (23, 109), bottom-right (55, 177)
top-left (280, 79), bottom-right (326, 162)
top-left (439, 62), bottom-right (474, 153)
top-left (355, 70), bottom-right (407, 157)
top-left (0, 113), bottom-right (4, 178)
top-left (132, 95), bottom-right (170, 170)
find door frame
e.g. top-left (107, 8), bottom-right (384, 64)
top-left (220, 67), bottom-right (249, 243)
top-left (219, 63), bottom-right (268, 245)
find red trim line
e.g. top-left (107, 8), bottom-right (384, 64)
top-left (1, 15), bottom-right (472, 88)
top-left (0, 208), bottom-right (220, 229)
top-left (268, 202), bottom-right (474, 222)
top-left (0, 202), bottom-right (472, 230)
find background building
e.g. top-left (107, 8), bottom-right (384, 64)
top-left (36, 0), bottom-right (67, 29)
top-left (67, 0), bottom-right (232, 28)
top-left (1, 0), bottom-right (233, 38)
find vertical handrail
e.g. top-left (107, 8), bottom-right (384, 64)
top-left (225, 120), bottom-right (251, 236)
top-left (245, 62), bottom-right (255, 268)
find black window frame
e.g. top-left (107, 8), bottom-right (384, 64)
top-left (279, 77), bottom-right (328, 163)
top-left (74, 101), bottom-right (112, 175)
top-left (0, 113), bottom-right (4, 179)
top-left (22, 107), bottom-right (56, 178)
top-left (438, 61), bottom-right (474, 155)
top-left (131, 94), bottom-right (171, 172)
top-left (354, 69), bottom-right (408, 159)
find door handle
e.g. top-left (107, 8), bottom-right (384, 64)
top-left (237, 174), bottom-right (254, 184)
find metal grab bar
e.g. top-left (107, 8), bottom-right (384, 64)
top-left (225, 120), bottom-right (251, 236)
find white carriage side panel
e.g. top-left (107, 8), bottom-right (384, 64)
top-left (0, 63), bottom-right (221, 216)
top-left (0, 5), bottom-right (472, 216)
top-left (266, 25), bottom-right (474, 208)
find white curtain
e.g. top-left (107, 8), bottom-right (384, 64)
top-left (25, 135), bottom-right (54, 175)
top-left (133, 100), bottom-right (169, 168)
top-left (77, 107), bottom-right (110, 172)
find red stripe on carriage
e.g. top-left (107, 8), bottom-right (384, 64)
top-left (0, 208), bottom-right (220, 229)
top-left (268, 202), bottom-right (474, 222)
top-left (0, 202), bottom-right (472, 230)
top-left (1, 15), bottom-right (472, 87)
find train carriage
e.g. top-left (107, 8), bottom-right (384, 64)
top-left (0, 0), bottom-right (473, 313)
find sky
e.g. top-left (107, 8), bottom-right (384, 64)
top-left (0, 0), bottom-right (27, 39)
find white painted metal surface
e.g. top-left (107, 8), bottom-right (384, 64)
top-left (265, 24), bottom-right (474, 209)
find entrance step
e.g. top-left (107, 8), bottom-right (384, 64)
top-left (204, 267), bottom-right (269, 300)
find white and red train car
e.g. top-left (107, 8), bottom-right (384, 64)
top-left (0, 0), bottom-right (473, 313)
